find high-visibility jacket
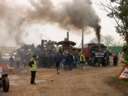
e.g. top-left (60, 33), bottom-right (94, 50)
top-left (80, 54), bottom-right (86, 62)
top-left (31, 58), bottom-right (37, 71)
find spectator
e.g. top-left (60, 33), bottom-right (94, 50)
top-left (55, 52), bottom-right (63, 74)
top-left (113, 53), bottom-right (118, 66)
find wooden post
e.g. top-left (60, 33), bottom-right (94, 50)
top-left (67, 32), bottom-right (69, 41)
top-left (81, 28), bottom-right (84, 52)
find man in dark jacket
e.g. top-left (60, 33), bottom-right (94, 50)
top-left (113, 54), bottom-right (118, 66)
top-left (55, 52), bottom-right (63, 74)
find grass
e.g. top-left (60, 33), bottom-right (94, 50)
top-left (108, 76), bottom-right (128, 95)
top-left (111, 76), bottom-right (128, 86)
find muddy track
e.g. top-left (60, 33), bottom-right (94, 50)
top-left (0, 66), bottom-right (125, 96)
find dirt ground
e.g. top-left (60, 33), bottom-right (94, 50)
top-left (0, 66), bottom-right (126, 96)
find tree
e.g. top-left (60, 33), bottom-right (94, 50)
top-left (103, 0), bottom-right (128, 44)
top-left (103, 0), bottom-right (128, 64)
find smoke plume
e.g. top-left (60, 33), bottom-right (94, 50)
top-left (0, 1), bottom-right (27, 47)
top-left (29, 0), bottom-right (101, 41)
top-left (0, 0), bottom-right (101, 47)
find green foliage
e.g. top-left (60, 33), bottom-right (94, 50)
top-left (122, 44), bottom-right (128, 64)
top-left (108, 0), bottom-right (128, 43)
top-left (112, 76), bottom-right (128, 85)
top-left (107, 0), bottom-right (128, 60)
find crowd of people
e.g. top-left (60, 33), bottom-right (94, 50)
top-left (9, 45), bottom-right (119, 70)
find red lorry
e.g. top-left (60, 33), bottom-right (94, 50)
top-left (83, 43), bottom-right (110, 66)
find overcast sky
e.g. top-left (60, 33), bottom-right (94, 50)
top-left (5, 0), bottom-right (124, 47)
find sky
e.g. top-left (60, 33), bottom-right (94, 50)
top-left (4, 0), bottom-right (124, 47)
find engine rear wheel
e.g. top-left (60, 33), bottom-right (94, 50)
top-left (3, 77), bottom-right (9, 92)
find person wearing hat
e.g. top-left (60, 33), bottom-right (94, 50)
top-left (29, 55), bottom-right (38, 84)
